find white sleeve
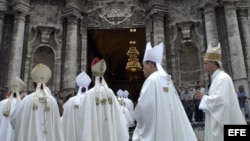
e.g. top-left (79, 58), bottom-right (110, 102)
top-left (199, 95), bottom-right (208, 111)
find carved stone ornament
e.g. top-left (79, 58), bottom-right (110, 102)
top-left (98, 0), bottom-right (133, 25)
top-left (177, 21), bottom-right (194, 39)
top-left (37, 26), bottom-right (59, 44)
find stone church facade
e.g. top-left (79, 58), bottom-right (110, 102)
top-left (0, 0), bottom-right (250, 100)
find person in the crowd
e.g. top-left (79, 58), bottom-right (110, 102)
top-left (194, 43), bottom-right (246, 141)
top-left (237, 85), bottom-right (249, 118)
top-left (82, 57), bottom-right (129, 141)
top-left (0, 77), bottom-right (25, 141)
top-left (61, 71), bottom-right (91, 141)
top-left (10, 63), bottom-right (65, 141)
top-left (180, 86), bottom-right (194, 121)
top-left (193, 80), bottom-right (206, 122)
top-left (132, 42), bottom-right (197, 141)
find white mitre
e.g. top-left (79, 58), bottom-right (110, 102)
top-left (91, 57), bottom-right (107, 77)
top-left (31, 63), bottom-right (51, 83)
top-left (3, 77), bottom-right (25, 116)
top-left (124, 90), bottom-right (129, 98)
top-left (75, 71), bottom-right (91, 96)
top-left (143, 42), bottom-right (163, 64)
top-left (8, 77), bottom-right (26, 94)
top-left (117, 89), bottom-right (123, 97)
top-left (143, 42), bottom-right (167, 77)
top-left (31, 63), bottom-right (51, 110)
top-left (204, 42), bottom-right (223, 69)
top-left (74, 71), bottom-right (91, 106)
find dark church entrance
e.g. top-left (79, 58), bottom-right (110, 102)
top-left (87, 28), bottom-right (146, 103)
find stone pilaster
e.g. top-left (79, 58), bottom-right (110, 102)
top-left (80, 19), bottom-right (88, 71)
top-left (0, 0), bottom-right (7, 47)
top-left (224, 2), bottom-right (249, 95)
top-left (63, 16), bottom-right (78, 94)
top-left (7, 1), bottom-right (30, 84)
top-left (61, 4), bottom-right (84, 94)
top-left (0, 11), bottom-right (4, 48)
top-left (146, 2), bottom-right (168, 70)
top-left (237, 6), bottom-right (250, 96)
top-left (196, 0), bottom-right (219, 46)
top-left (151, 13), bottom-right (165, 45)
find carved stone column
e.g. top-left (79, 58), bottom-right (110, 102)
top-left (152, 13), bottom-right (167, 69)
top-left (0, 11), bottom-right (4, 47)
top-left (80, 19), bottom-right (87, 71)
top-left (224, 2), bottom-right (249, 95)
top-left (146, 2), bottom-right (168, 70)
top-left (196, 0), bottom-right (219, 46)
top-left (61, 4), bottom-right (84, 94)
top-left (8, 12), bottom-right (28, 82)
top-left (63, 16), bottom-right (78, 94)
top-left (0, 1), bottom-right (7, 46)
top-left (237, 7), bottom-right (250, 95)
top-left (7, 1), bottom-right (30, 84)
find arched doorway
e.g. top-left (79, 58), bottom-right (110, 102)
top-left (87, 28), bottom-right (146, 103)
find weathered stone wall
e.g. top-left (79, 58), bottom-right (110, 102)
top-left (168, 0), bottom-right (205, 87)
top-left (25, 2), bottom-right (65, 91)
top-left (0, 0), bottom-right (250, 98)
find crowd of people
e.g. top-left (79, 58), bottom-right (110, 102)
top-left (0, 41), bottom-right (248, 141)
top-left (176, 81), bottom-right (250, 123)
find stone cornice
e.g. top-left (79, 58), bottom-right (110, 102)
top-left (236, 0), bottom-right (250, 9)
top-left (146, 2), bottom-right (169, 17)
top-left (0, 0), bottom-right (8, 12)
top-left (221, 0), bottom-right (240, 2)
top-left (13, 1), bottom-right (31, 16)
top-left (194, 0), bottom-right (218, 10)
top-left (61, 5), bottom-right (85, 20)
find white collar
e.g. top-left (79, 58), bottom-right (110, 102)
top-left (211, 69), bottom-right (220, 81)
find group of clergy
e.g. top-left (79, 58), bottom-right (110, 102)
top-left (0, 57), bottom-right (133, 141)
top-left (1, 41), bottom-right (246, 141)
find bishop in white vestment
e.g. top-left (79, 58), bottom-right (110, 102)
top-left (61, 71), bottom-right (91, 141)
top-left (82, 58), bottom-right (129, 141)
top-left (133, 42), bottom-right (197, 141)
top-left (10, 63), bottom-right (65, 141)
top-left (194, 43), bottom-right (246, 141)
top-left (0, 77), bottom-right (25, 141)
top-left (123, 90), bottom-right (135, 127)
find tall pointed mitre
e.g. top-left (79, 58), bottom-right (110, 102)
top-left (31, 63), bottom-right (51, 110)
top-left (204, 42), bottom-right (223, 68)
top-left (4, 77), bottom-right (25, 116)
top-left (91, 57), bottom-right (107, 77)
top-left (143, 42), bottom-right (167, 77)
top-left (143, 42), bottom-right (163, 64)
top-left (75, 71), bottom-right (91, 96)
